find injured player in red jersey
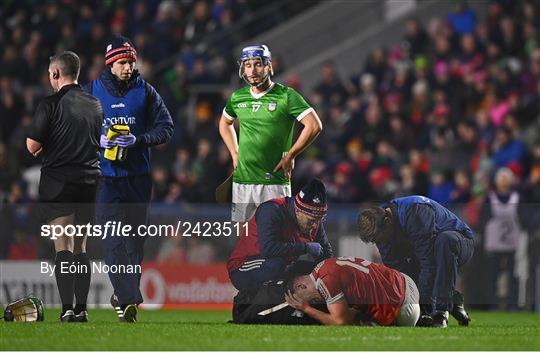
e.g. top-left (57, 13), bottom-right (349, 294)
top-left (285, 257), bottom-right (420, 326)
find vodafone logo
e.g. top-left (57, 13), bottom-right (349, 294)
top-left (140, 269), bottom-right (166, 310)
top-left (138, 264), bottom-right (238, 309)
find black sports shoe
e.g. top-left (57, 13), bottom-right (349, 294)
top-left (123, 304), bottom-right (137, 323)
top-left (432, 311), bottom-right (449, 328)
top-left (60, 310), bottom-right (75, 322)
top-left (73, 310), bottom-right (89, 322)
top-left (451, 291), bottom-right (471, 326)
top-left (110, 294), bottom-right (125, 322)
top-left (416, 314), bottom-right (433, 327)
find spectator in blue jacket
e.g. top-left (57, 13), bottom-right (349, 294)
top-left (447, 2), bottom-right (477, 35)
top-left (85, 35), bottom-right (174, 322)
top-left (492, 127), bottom-right (528, 171)
top-left (357, 195), bottom-right (474, 328)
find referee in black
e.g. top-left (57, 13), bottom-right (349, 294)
top-left (26, 51), bottom-right (103, 322)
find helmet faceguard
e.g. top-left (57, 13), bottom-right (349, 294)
top-left (3, 296), bottom-right (44, 322)
top-left (238, 45), bottom-right (274, 87)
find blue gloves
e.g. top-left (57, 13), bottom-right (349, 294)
top-left (306, 242), bottom-right (323, 258)
top-left (116, 134), bottom-right (137, 148)
top-left (100, 135), bottom-right (116, 149)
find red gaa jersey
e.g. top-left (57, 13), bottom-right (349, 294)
top-left (310, 257), bottom-right (406, 325)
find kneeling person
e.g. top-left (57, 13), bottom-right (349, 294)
top-left (228, 179), bottom-right (333, 292)
top-left (286, 257), bottom-right (420, 326)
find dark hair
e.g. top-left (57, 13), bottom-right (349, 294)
top-left (357, 207), bottom-right (387, 243)
top-left (49, 51), bottom-right (80, 80)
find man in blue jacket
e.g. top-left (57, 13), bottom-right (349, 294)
top-left (357, 195), bottom-right (474, 328)
top-left (85, 35), bottom-right (173, 322)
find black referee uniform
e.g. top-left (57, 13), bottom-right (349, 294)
top-left (29, 84), bottom-right (102, 219)
top-left (28, 83), bottom-right (102, 320)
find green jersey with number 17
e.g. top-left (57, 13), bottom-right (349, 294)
top-left (223, 83), bottom-right (313, 185)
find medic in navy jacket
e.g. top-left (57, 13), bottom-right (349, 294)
top-left (357, 196), bottom-right (474, 328)
top-left (85, 52), bottom-right (173, 176)
top-left (85, 35), bottom-right (173, 323)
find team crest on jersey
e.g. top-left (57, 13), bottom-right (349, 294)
top-left (268, 102), bottom-right (277, 111)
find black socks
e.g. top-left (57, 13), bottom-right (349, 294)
top-left (74, 252), bottom-right (91, 314)
top-left (55, 251), bottom-right (92, 315)
top-left (55, 250), bottom-right (74, 314)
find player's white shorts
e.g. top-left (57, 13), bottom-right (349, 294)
top-left (394, 273), bottom-right (421, 326)
top-left (231, 183), bottom-right (291, 222)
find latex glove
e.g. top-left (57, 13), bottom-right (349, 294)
top-left (100, 135), bottom-right (116, 149)
top-left (116, 134), bottom-right (137, 148)
top-left (306, 242), bottom-right (323, 258)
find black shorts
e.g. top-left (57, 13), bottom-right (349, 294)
top-left (39, 172), bottom-right (98, 224)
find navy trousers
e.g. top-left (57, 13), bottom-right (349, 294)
top-left (432, 230), bottom-right (475, 311)
top-left (96, 175), bottom-right (152, 305)
top-left (229, 257), bottom-right (287, 292)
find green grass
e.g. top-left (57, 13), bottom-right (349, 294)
top-left (0, 309), bottom-right (539, 351)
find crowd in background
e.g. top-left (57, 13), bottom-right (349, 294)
top-left (0, 0), bottom-right (539, 310)
top-left (300, 1), bottom-right (540, 208)
top-left (0, 0), bottom-right (315, 259)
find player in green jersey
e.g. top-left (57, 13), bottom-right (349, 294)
top-left (219, 44), bottom-right (323, 222)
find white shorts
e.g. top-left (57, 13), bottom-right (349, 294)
top-left (231, 183), bottom-right (291, 222)
top-left (394, 273), bottom-right (421, 326)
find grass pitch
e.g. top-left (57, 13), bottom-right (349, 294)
top-left (0, 309), bottom-right (538, 351)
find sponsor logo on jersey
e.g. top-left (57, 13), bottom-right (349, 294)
top-left (103, 116), bottom-right (137, 126)
top-left (111, 103), bottom-right (126, 108)
top-left (268, 102), bottom-right (277, 111)
top-left (237, 102), bottom-right (248, 108)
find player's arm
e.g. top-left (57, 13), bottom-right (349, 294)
top-left (285, 291), bottom-right (353, 325)
top-left (289, 111), bottom-right (322, 159)
top-left (273, 111), bottom-right (322, 179)
top-left (219, 113), bottom-right (239, 169)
